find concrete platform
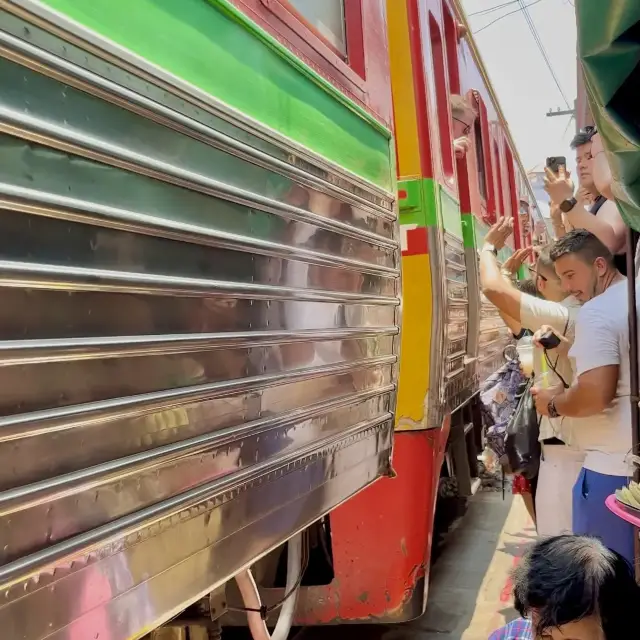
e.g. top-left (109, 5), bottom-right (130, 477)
top-left (302, 490), bottom-right (535, 640)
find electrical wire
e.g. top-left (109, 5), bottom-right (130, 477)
top-left (468, 1), bottom-right (522, 17)
top-left (228, 531), bottom-right (310, 619)
top-left (474, 0), bottom-right (544, 34)
top-left (544, 350), bottom-right (569, 389)
top-left (517, 0), bottom-right (571, 108)
top-left (472, 0), bottom-right (573, 117)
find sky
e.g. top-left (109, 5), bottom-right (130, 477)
top-left (461, 0), bottom-right (578, 179)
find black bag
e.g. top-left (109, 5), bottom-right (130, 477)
top-left (504, 379), bottom-right (541, 480)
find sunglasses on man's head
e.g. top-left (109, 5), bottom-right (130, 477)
top-left (528, 266), bottom-right (547, 282)
top-left (580, 125), bottom-right (598, 139)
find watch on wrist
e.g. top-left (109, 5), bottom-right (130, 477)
top-left (547, 397), bottom-right (561, 419)
top-left (559, 197), bottom-right (578, 214)
top-left (482, 243), bottom-right (498, 256)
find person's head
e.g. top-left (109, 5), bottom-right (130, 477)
top-left (571, 126), bottom-right (597, 193)
top-left (513, 535), bottom-right (640, 640)
top-left (533, 245), bottom-right (565, 302)
top-left (550, 230), bottom-right (617, 303)
top-left (516, 278), bottom-right (541, 298)
top-left (450, 94), bottom-right (476, 139)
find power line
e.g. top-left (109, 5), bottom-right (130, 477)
top-left (468, 1), bottom-right (521, 17)
top-left (474, 0), bottom-right (544, 34)
top-left (517, 0), bottom-right (571, 108)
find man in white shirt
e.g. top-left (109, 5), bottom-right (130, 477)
top-left (479, 219), bottom-right (584, 536)
top-left (532, 229), bottom-right (634, 564)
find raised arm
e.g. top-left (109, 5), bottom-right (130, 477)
top-left (478, 219), bottom-right (527, 322)
top-left (544, 166), bottom-right (626, 254)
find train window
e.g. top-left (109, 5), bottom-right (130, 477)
top-left (493, 141), bottom-right (504, 216)
top-left (429, 15), bottom-right (454, 180)
top-left (474, 118), bottom-right (487, 201)
top-left (287, 0), bottom-right (347, 55)
top-left (443, 5), bottom-right (460, 94)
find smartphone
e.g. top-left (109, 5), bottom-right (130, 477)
top-left (538, 330), bottom-right (562, 350)
top-left (546, 156), bottom-right (567, 174)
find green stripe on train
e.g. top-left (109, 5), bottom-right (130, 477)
top-left (398, 178), bottom-right (463, 238)
top-left (41, 0), bottom-right (393, 190)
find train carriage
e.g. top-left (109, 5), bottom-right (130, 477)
top-left (0, 0), bottom-right (399, 638)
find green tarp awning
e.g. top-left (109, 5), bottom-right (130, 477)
top-left (576, 1), bottom-right (640, 230)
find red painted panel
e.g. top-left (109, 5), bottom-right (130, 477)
top-left (402, 226), bottom-right (430, 256)
top-left (295, 418), bottom-right (451, 624)
top-left (504, 144), bottom-right (522, 249)
top-left (229, 0), bottom-right (392, 127)
top-left (493, 139), bottom-right (505, 218)
top-left (428, 13), bottom-right (455, 183)
top-left (407, 0), bottom-right (435, 179)
top-left (343, 0), bottom-right (366, 78)
top-left (442, 4), bottom-right (460, 95)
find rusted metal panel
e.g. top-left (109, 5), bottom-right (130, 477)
top-left (294, 422), bottom-right (450, 624)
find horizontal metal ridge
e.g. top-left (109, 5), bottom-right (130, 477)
top-left (0, 384), bottom-right (394, 517)
top-left (0, 259), bottom-right (400, 303)
top-left (0, 412), bottom-right (392, 587)
top-left (445, 261), bottom-right (466, 272)
top-left (0, 327), bottom-right (399, 366)
top-left (0, 106), bottom-right (397, 251)
top-left (0, 29), bottom-right (395, 219)
top-left (478, 336), bottom-right (511, 352)
top-left (0, 183), bottom-right (398, 277)
top-left (0, 0), bottom-right (395, 204)
top-left (0, 354), bottom-right (397, 442)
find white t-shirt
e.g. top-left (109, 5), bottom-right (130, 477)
top-left (568, 280), bottom-right (634, 476)
top-left (520, 294), bottom-right (582, 443)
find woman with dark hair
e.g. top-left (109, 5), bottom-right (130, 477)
top-left (490, 535), bottom-right (640, 639)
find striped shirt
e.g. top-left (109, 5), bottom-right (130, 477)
top-left (489, 618), bottom-right (533, 640)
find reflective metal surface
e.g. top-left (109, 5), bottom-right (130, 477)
top-left (0, 9), bottom-right (399, 640)
top-left (427, 227), bottom-right (476, 428)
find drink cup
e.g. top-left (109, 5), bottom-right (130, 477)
top-left (516, 337), bottom-right (534, 378)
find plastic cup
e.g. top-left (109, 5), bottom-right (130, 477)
top-left (516, 337), bottom-right (534, 378)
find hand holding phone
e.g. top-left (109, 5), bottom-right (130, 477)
top-left (546, 156), bottom-right (567, 174)
top-left (537, 330), bottom-right (562, 350)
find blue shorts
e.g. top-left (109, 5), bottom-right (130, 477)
top-left (572, 467), bottom-right (635, 565)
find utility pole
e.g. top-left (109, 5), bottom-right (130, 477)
top-left (546, 99), bottom-right (577, 119)
top-left (546, 107), bottom-right (575, 117)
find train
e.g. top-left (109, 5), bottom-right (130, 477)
top-left (0, 0), bottom-right (546, 638)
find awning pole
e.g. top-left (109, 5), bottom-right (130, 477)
top-left (625, 227), bottom-right (640, 579)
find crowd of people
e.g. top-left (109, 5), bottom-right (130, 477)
top-left (477, 126), bottom-right (639, 638)
top-left (448, 85), bottom-right (640, 637)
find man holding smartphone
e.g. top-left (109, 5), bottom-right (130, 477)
top-left (532, 230), bottom-right (634, 564)
top-left (545, 128), bottom-right (629, 274)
